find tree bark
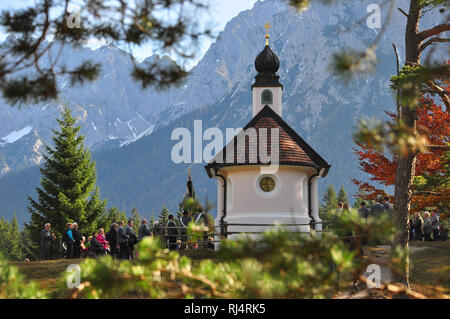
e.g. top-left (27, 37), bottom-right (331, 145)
top-left (392, 109), bottom-right (417, 286)
top-left (392, 0), bottom-right (422, 287)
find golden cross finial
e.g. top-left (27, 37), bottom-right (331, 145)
top-left (188, 167), bottom-right (191, 177)
top-left (263, 21), bottom-right (271, 46)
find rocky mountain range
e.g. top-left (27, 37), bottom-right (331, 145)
top-left (0, 0), bottom-right (440, 224)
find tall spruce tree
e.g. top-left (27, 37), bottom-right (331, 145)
top-left (26, 106), bottom-right (106, 258)
top-left (175, 201), bottom-right (185, 227)
top-left (203, 196), bottom-right (215, 230)
top-left (149, 215), bottom-right (155, 228)
top-left (158, 206), bottom-right (170, 225)
top-left (130, 207), bottom-right (141, 233)
top-left (98, 206), bottom-right (127, 231)
top-left (337, 186), bottom-right (349, 206)
top-left (0, 214), bottom-right (23, 261)
top-left (319, 185), bottom-right (338, 227)
top-left (20, 226), bottom-right (34, 261)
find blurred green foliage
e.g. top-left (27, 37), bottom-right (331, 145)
top-left (0, 253), bottom-right (46, 298)
top-left (53, 208), bottom-right (398, 299)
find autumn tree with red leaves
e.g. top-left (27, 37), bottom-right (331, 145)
top-left (353, 96), bottom-right (449, 214)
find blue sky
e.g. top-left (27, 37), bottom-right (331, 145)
top-left (0, 0), bottom-right (257, 69)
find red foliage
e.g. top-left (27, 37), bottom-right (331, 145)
top-left (353, 95), bottom-right (449, 212)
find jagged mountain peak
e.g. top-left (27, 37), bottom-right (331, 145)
top-left (0, 0), bottom-right (441, 224)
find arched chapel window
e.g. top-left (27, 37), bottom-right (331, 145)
top-left (261, 89), bottom-right (273, 104)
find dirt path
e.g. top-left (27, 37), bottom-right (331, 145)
top-left (362, 245), bottom-right (392, 283)
top-left (362, 245), bottom-right (431, 283)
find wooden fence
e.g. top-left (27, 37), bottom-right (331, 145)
top-left (152, 220), bottom-right (333, 249)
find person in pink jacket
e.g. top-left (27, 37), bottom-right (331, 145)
top-left (97, 228), bottom-right (110, 253)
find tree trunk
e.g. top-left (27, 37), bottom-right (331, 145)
top-left (392, 112), bottom-right (417, 285)
top-left (392, 0), bottom-right (422, 286)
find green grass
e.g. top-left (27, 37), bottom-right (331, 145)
top-left (409, 240), bottom-right (450, 296)
top-left (334, 240), bottom-right (450, 298)
top-left (10, 259), bottom-right (83, 294)
top-left (9, 241), bottom-right (450, 298)
top-left (410, 239), bottom-right (450, 250)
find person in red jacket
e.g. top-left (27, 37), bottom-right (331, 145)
top-left (97, 228), bottom-right (110, 253)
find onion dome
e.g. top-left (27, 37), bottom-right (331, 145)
top-left (252, 21), bottom-right (282, 88)
top-left (255, 45), bottom-right (280, 74)
top-left (252, 44), bottom-right (283, 88)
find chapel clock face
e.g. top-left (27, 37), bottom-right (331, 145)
top-left (260, 176), bottom-right (275, 192)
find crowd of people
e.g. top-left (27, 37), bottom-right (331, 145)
top-left (355, 197), bottom-right (446, 242)
top-left (40, 208), bottom-right (215, 260)
top-left (40, 198), bottom-right (446, 260)
top-left (409, 210), bottom-right (446, 242)
top-left (356, 196), bottom-right (394, 219)
top-left (328, 196), bottom-right (447, 243)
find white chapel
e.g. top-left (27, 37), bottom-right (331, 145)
top-left (204, 23), bottom-right (330, 244)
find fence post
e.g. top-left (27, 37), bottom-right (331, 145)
top-left (220, 220), bottom-right (228, 239)
top-left (309, 219), bottom-right (316, 234)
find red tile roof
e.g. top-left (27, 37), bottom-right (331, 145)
top-left (205, 105), bottom-right (330, 172)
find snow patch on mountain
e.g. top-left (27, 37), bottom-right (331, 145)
top-left (0, 126), bottom-right (33, 146)
top-left (119, 124), bottom-right (155, 147)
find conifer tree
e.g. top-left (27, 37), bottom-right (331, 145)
top-left (175, 201), bottom-right (185, 227)
top-left (353, 189), bottom-right (374, 209)
top-left (20, 226), bottom-right (34, 261)
top-left (130, 207), bottom-right (141, 233)
top-left (0, 214), bottom-right (23, 261)
top-left (203, 196), bottom-right (215, 230)
top-left (158, 207), bottom-right (170, 225)
top-left (337, 186), bottom-right (349, 206)
top-left (319, 185), bottom-right (338, 227)
top-left (26, 106), bottom-right (106, 258)
top-left (149, 215), bottom-right (155, 228)
top-left (98, 206), bottom-right (127, 231)
top-left (206, 214), bottom-right (215, 232)
top-left (8, 214), bottom-right (22, 260)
